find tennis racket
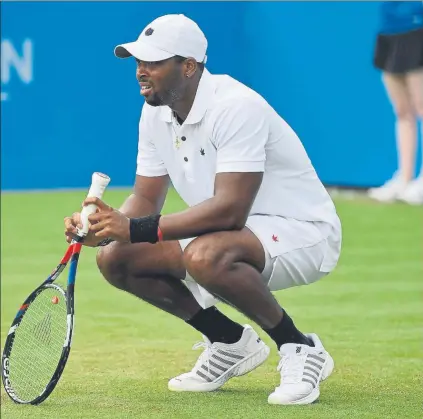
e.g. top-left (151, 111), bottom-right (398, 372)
top-left (1, 172), bottom-right (110, 405)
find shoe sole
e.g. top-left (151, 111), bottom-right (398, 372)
top-left (268, 351), bottom-right (334, 405)
top-left (268, 388), bottom-right (320, 405)
top-left (168, 343), bottom-right (270, 392)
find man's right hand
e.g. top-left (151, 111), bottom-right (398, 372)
top-left (64, 212), bottom-right (101, 247)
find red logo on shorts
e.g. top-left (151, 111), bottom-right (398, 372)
top-left (272, 234), bottom-right (279, 242)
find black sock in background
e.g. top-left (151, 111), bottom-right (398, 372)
top-left (186, 307), bottom-right (244, 344)
top-left (263, 311), bottom-right (314, 349)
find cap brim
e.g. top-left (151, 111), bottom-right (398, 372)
top-left (114, 41), bottom-right (175, 62)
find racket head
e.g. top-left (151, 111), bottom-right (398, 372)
top-left (2, 283), bottom-right (73, 405)
top-left (1, 242), bottom-right (81, 405)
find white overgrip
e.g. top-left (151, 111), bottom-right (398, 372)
top-left (79, 172), bottom-right (111, 237)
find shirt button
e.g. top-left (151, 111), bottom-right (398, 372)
top-left (184, 157), bottom-right (188, 162)
top-left (181, 136), bottom-right (186, 141)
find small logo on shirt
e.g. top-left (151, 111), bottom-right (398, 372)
top-left (272, 234), bottom-right (279, 242)
top-left (296, 346), bottom-right (301, 354)
top-left (145, 28), bottom-right (154, 36)
top-left (200, 148), bottom-right (205, 156)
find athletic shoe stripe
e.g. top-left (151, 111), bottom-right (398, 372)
top-left (212, 354), bottom-right (236, 366)
top-left (200, 364), bottom-right (220, 378)
top-left (304, 365), bottom-right (320, 377)
top-left (196, 370), bottom-right (213, 382)
top-left (302, 377), bottom-right (316, 388)
top-left (208, 355), bottom-right (232, 371)
top-left (209, 359), bottom-right (227, 372)
top-left (216, 349), bottom-right (244, 360)
top-left (308, 353), bottom-right (325, 363)
top-left (305, 359), bottom-right (322, 370)
top-left (303, 371), bottom-right (318, 384)
top-left (209, 357), bottom-right (231, 371)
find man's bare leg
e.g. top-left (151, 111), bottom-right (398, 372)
top-left (184, 228), bottom-right (313, 348)
top-left (96, 241), bottom-right (245, 344)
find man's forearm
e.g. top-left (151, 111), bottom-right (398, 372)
top-left (157, 173), bottom-right (262, 241)
top-left (96, 192), bottom-right (165, 247)
top-left (119, 193), bottom-right (163, 218)
top-left (158, 197), bottom-right (246, 241)
top-left (96, 193), bottom-right (161, 247)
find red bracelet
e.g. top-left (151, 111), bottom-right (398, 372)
top-left (157, 226), bottom-right (163, 242)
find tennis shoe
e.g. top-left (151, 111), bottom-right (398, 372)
top-left (168, 324), bottom-right (270, 392)
top-left (268, 333), bottom-right (334, 405)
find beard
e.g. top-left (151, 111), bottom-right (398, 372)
top-left (144, 92), bottom-right (165, 107)
top-left (145, 86), bottom-right (183, 108)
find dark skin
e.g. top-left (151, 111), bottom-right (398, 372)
top-left (136, 56), bottom-right (201, 119)
top-left (82, 172), bottom-right (262, 241)
top-left (64, 56), bottom-right (284, 329)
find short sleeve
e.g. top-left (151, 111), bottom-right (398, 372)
top-left (213, 101), bottom-right (269, 173)
top-left (136, 107), bottom-right (168, 177)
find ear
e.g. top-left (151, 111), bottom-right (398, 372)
top-left (184, 58), bottom-right (198, 78)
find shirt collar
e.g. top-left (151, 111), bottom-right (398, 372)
top-left (159, 69), bottom-right (215, 125)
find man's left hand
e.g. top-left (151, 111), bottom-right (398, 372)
top-left (84, 197), bottom-right (131, 242)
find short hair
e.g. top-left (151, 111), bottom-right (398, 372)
top-left (174, 55), bottom-right (205, 73)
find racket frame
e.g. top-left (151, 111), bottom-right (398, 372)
top-left (2, 171), bottom-right (110, 405)
top-left (1, 238), bottom-right (83, 405)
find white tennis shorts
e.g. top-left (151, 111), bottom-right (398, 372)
top-left (179, 214), bottom-right (342, 309)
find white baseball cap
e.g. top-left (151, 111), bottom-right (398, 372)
top-left (114, 14), bottom-right (208, 64)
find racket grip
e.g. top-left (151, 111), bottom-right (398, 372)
top-left (79, 172), bottom-right (111, 237)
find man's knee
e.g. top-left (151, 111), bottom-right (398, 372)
top-left (97, 241), bottom-right (185, 290)
top-left (96, 243), bottom-right (128, 290)
top-left (183, 237), bottom-right (233, 285)
top-left (183, 229), bottom-right (265, 285)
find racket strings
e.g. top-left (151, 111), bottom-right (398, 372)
top-left (8, 287), bottom-right (68, 402)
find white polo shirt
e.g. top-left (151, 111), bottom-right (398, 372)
top-left (136, 69), bottom-right (340, 231)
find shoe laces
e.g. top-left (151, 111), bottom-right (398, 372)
top-left (191, 341), bottom-right (217, 375)
top-left (277, 352), bottom-right (305, 384)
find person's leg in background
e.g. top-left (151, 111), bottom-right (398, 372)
top-left (399, 68), bottom-right (423, 204)
top-left (368, 71), bottom-right (418, 202)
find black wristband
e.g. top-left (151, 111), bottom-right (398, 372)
top-left (96, 238), bottom-right (115, 247)
top-left (129, 214), bottom-right (162, 244)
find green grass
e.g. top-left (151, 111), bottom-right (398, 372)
top-left (1, 188), bottom-right (422, 418)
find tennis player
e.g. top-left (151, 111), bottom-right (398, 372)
top-left (65, 14), bottom-right (342, 405)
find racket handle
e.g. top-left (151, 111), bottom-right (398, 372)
top-left (79, 172), bottom-right (111, 237)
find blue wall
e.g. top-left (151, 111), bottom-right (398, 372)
top-left (244, 2), bottom-right (406, 187)
top-left (1, 2), bottom-right (415, 190)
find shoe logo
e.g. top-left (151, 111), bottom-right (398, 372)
top-left (296, 346), bottom-right (301, 354)
top-left (145, 27), bottom-right (154, 36)
top-left (257, 338), bottom-right (261, 343)
top-left (272, 234), bottom-right (279, 242)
